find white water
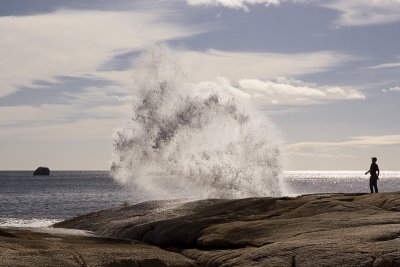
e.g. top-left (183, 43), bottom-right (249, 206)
top-left (111, 45), bottom-right (282, 199)
top-left (0, 218), bottom-right (60, 228)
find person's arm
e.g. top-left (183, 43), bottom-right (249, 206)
top-left (365, 164), bottom-right (372, 175)
top-left (377, 165), bottom-right (380, 178)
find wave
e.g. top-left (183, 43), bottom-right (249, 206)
top-left (0, 218), bottom-right (60, 228)
top-left (111, 45), bottom-right (283, 199)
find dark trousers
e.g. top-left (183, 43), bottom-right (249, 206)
top-left (370, 178), bottom-right (378, 193)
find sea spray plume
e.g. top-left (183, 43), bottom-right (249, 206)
top-left (111, 45), bottom-right (282, 199)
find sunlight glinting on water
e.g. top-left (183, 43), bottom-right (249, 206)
top-left (282, 171), bottom-right (400, 195)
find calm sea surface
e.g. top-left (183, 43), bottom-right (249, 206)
top-left (0, 171), bottom-right (134, 227)
top-left (1, 170), bottom-right (399, 227)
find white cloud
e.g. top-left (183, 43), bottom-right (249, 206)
top-left (186, 0), bottom-right (315, 10)
top-left (0, 7), bottom-right (351, 102)
top-left (349, 135), bottom-right (400, 146)
top-left (195, 77), bottom-right (365, 105)
top-left (0, 9), bottom-right (204, 97)
top-left (186, 0), bottom-right (280, 10)
top-left (0, 75), bottom-right (363, 140)
top-left (321, 0), bottom-right (400, 26)
top-left (0, 6), bottom-right (354, 99)
top-left (383, 86), bottom-right (400, 93)
top-left (0, 105), bottom-right (72, 126)
top-left (0, 32), bottom-right (354, 141)
top-left (286, 134), bottom-right (400, 157)
top-left (186, 0), bottom-right (400, 26)
top-left (179, 49), bottom-right (352, 82)
top-left (239, 78), bottom-right (365, 102)
top-left (0, 102), bottom-right (131, 140)
top-left (367, 61), bottom-right (400, 70)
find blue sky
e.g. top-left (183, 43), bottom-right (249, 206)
top-left (1, 0), bottom-right (399, 170)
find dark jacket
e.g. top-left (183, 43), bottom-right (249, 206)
top-left (369, 163), bottom-right (379, 179)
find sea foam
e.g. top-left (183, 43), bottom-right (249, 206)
top-left (0, 218), bottom-right (60, 228)
top-left (111, 45), bottom-right (282, 199)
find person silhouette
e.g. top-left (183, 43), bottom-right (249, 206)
top-left (365, 157), bottom-right (379, 193)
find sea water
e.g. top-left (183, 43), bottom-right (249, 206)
top-left (1, 170), bottom-right (399, 227)
top-left (0, 171), bottom-right (133, 227)
top-left (284, 171), bottom-right (400, 195)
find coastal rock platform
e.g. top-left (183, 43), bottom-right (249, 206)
top-left (2, 193), bottom-right (400, 266)
top-left (0, 228), bottom-right (197, 267)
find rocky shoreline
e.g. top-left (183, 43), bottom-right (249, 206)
top-left (2, 193), bottom-right (400, 266)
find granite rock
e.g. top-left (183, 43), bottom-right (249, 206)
top-left (55, 193), bottom-right (400, 266)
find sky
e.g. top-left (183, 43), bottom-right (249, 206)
top-left (0, 0), bottom-right (399, 170)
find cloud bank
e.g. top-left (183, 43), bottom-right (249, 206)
top-left (286, 134), bottom-right (400, 158)
top-left (186, 0), bottom-right (400, 26)
top-left (186, 0), bottom-right (315, 10)
top-left (195, 77), bottom-right (365, 105)
top-left (367, 61), bottom-right (400, 70)
top-left (322, 0), bottom-right (400, 26)
top-left (0, 9), bottom-right (204, 97)
top-left (186, 0), bottom-right (281, 10)
top-left (179, 49), bottom-right (351, 82)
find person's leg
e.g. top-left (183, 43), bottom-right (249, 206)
top-left (374, 180), bottom-right (378, 193)
top-left (369, 179), bottom-right (374, 193)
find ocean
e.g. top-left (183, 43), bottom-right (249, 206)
top-left (0, 171), bottom-right (134, 227)
top-left (1, 170), bottom-right (399, 227)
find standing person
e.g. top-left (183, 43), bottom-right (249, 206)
top-left (365, 157), bottom-right (380, 193)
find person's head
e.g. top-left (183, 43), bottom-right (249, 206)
top-left (371, 157), bottom-right (377, 163)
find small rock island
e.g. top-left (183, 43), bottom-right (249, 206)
top-left (33, 167), bottom-right (50, 176)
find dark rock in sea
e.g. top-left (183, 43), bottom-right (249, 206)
top-left (33, 167), bottom-right (50, 176)
top-left (55, 193), bottom-right (400, 267)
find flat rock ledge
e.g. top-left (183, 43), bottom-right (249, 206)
top-left (0, 228), bottom-right (196, 267)
top-left (2, 193), bottom-right (400, 266)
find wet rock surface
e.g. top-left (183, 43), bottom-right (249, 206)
top-left (3, 193), bottom-right (400, 266)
